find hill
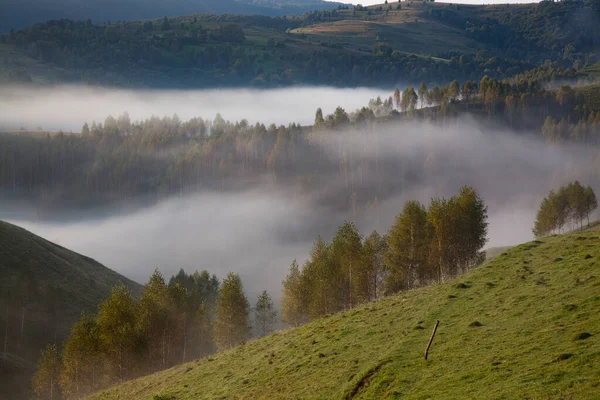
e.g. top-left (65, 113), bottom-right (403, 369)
top-left (0, 0), bottom-right (344, 33)
top-left (0, 0), bottom-right (597, 87)
top-left (88, 228), bottom-right (600, 399)
top-left (0, 220), bottom-right (142, 400)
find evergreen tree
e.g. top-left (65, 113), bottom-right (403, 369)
top-left (81, 123), bottom-right (90, 136)
top-left (214, 273), bottom-right (251, 350)
top-left (33, 343), bottom-right (61, 400)
top-left (254, 290), bottom-right (277, 337)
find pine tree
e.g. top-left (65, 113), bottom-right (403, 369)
top-left (281, 260), bottom-right (307, 327)
top-left (81, 123), bottom-right (90, 136)
top-left (254, 290), bottom-right (277, 337)
top-left (33, 343), bottom-right (61, 400)
top-left (214, 273), bottom-right (251, 350)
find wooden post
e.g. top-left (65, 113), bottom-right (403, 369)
top-left (424, 320), bottom-right (439, 360)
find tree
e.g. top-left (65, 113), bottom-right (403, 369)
top-left (96, 284), bottom-right (139, 382)
top-left (448, 80), bottom-right (460, 101)
top-left (254, 290), bottom-right (276, 337)
top-left (332, 222), bottom-right (363, 309)
top-left (385, 201), bottom-right (430, 293)
top-left (33, 344), bottom-right (61, 400)
top-left (400, 86), bottom-right (418, 113)
top-left (59, 314), bottom-right (102, 399)
top-left (583, 185), bottom-right (598, 226)
top-left (214, 273), bottom-right (251, 350)
top-left (418, 82), bottom-right (427, 108)
top-left (314, 107), bottom-right (324, 127)
top-left (360, 230), bottom-right (387, 301)
top-left (81, 123), bottom-right (90, 136)
top-left (281, 260), bottom-right (307, 327)
top-left (161, 17), bottom-right (171, 31)
top-left (454, 186), bottom-right (488, 271)
top-left (137, 269), bottom-right (172, 372)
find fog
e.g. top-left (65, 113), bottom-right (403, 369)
top-left (6, 110), bottom-right (597, 300)
top-left (0, 85), bottom-right (391, 132)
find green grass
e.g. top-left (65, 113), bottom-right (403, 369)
top-left (87, 229), bottom-right (600, 399)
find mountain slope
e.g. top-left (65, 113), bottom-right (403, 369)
top-left (0, 0), bottom-right (343, 33)
top-left (88, 228), bottom-right (600, 399)
top-left (1, 1), bottom-right (597, 87)
top-left (0, 220), bottom-right (142, 400)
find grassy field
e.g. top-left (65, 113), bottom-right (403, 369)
top-left (87, 228), bottom-right (600, 399)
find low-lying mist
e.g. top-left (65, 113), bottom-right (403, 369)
top-left (6, 114), bottom-right (597, 301)
top-left (0, 85), bottom-right (391, 132)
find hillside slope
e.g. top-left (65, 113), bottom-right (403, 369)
top-left (0, 220), bottom-right (142, 400)
top-left (0, 0), bottom-right (342, 33)
top-left (89, 229), bottom-right (600, 399)
top-left (1, 1), bottom-right (597, 87)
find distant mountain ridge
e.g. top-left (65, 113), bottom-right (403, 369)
top-left (0, 0), bottom-right (344, 33)
top-left (0, 220), bottom-right (142, 400)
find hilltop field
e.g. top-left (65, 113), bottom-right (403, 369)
top-left (88, 225), bottom-right (600, 399)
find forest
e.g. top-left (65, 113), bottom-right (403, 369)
top-left (1, 65), bottom-right (599, 215)
top-left (1, 0), bottom-right (598, 87)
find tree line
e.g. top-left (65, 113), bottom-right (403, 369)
top-left (2, 72), bottom-right (599, 215)
top-left (32, 269), bottom-right (277, 399)
top-left (533, 181), bottom-right (597, 237)
top-left (281, 186), bottom-right (488, 326)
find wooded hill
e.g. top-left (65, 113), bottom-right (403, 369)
top-left (0, 0), bottom-right (598, 87)
top-left (0, 0), bottom-right (344, 33)
top-left (0, 220), bottom-right (142, 400)
top-left (1, 68), bottom-right (599, 215)
top-left (86, 225), bottom-right (600, 399)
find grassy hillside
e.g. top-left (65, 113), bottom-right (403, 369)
top-left (89, 228), bottom-right (600, 399)
top-left (0, 220), bottom-right (142, 400)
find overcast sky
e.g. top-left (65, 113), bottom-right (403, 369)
top-left (336, 0), bottom-right (540, 5)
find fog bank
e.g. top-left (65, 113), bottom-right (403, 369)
top-left (0, 85), bottom-right (391, 132)
top-left (6, 116), bottom-right (597, 300)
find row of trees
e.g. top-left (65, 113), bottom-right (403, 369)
top-left (281, 186), bottom-right (488, 326)
top-left (32, 270), bottom-right (277, 399)
top-left (533, 181), bottom-right (597, 237)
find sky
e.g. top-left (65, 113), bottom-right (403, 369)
top-left (336, 0), bottom-right (541, 5)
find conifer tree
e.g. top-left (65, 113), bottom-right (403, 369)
top-left (33, 343), bottom-right (61, 400)
top-left (214, 273), bottom-right (251, 351)
top-left (254, 290), bottom-right (277, 337)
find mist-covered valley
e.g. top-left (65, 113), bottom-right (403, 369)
top-left (2, 84), bottom-right (597, 300)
